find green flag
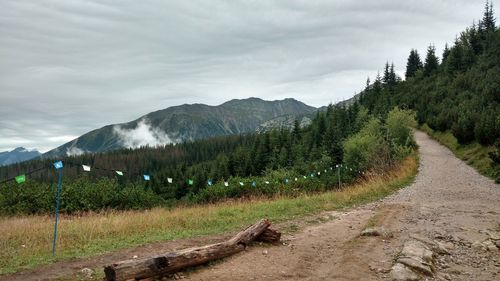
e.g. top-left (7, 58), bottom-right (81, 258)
top-left (15, 174), bottom-right (26, 184)
top-left (188, 179), bottom-right (194, 185)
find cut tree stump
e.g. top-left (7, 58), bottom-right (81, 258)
top-left (104, 219), bottom-right (280, 281)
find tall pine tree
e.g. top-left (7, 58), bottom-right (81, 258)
top-left (423, 45), bottom-right (439, 76)
top-left (405, 49), bottom-right (423, 79)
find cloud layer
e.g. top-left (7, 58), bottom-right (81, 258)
top-left (0, 0), bottom-right (494, 152)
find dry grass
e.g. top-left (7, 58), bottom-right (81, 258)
top-left (0, 155), bottom-right (418, 275)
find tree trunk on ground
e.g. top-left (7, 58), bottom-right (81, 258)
top-left (104, 219), bottom-right (279, 281)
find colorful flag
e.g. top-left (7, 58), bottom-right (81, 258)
top-left (336, 164), bottom-right (339, 168)
top-left (15, 174), bottom-right (26, 184)
top-left (208, 179), bottom-right (213, 186)
top-left (285, 179), bottom-right (289, 184)
top-left (188, 179), bottom-right (194, 185)
top-left (116, 171), bottom-right (123, 176)
top-left (143, 174), bottom-right (150, 181)
top-left (167, 177), bottom-right (173, 183)
top-left (252, 181), bottom-right (256, 187)
top-left (324, 169), bottom-right (327, 173)
top-left (265, 181), bottom-right (270, 184)
top-left (224, 181), bottom-right (229, 187)
top-left (303, 176), bottom-right (307, 179)
top-left (82, 165), bottom-right (91, 172)
top-left (53, 161), bottom-right (63, 169)
top-left (239, 182), bottom-right (244, 186)
top-left (295, 177), bottom-right (298, 181)
top-left (310, 173), bottom-right (314, 177)
top-left (317, 171), bottom-right (321, 175)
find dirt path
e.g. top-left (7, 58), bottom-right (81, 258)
top-left (182, 130), bottom-right (500, 281)
top-left (2, 131), bottom-right (498, 280)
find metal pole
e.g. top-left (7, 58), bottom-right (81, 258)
top-left (337, 165), bottom-right (341, 189)
top-left (52, 168), bottom-right (63, 256)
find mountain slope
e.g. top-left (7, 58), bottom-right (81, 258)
top-left (0, 147), bottom-right (41, 166)
top-left (44, 98), bottom-right (317, 158)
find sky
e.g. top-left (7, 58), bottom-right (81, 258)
top-left (0, 0), bottom-right (496, 153)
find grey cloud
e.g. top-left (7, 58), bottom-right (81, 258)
top-left (0, 0), bottom-right (495, 152)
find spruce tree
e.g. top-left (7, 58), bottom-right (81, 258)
top-left (383, 62), bottom-right (390, 85)
top-left (481, 1), bottom-right (496, 32)
top-left (423, 45), bottom-right (439, 76)
top-left (405, 49), bottom-right (423, 79)
top-left (442, 44), bottom-right (451, 62)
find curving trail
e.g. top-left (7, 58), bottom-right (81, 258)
top-left (184, 130), bottom-right (500, 281)
top-left (2, 131), bottom-right (498, 280)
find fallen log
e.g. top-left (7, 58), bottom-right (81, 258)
top-left (104, 219), bottom-right (277, 281)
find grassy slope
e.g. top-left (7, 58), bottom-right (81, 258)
top-left (420, 124), bottom-right (497, 180)
top-left (0, 155), bottom-right (418, 275)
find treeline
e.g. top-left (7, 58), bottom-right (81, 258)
top-left (0, 106), bottom-right (417, 214)
top-left (359, 3), bottom-right (499, 178)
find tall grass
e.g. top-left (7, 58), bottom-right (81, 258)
top-left (0, 155), bottom-right (418, 275)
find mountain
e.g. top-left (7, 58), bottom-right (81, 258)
top-left (0, 147), bottom-right (41, 166)
top-left (44, 98), bottom-right (317, 158)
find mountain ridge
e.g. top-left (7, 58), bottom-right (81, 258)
top-left (43, 97), bottom-right (318, 158)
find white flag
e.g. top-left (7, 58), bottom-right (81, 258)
top-left (167, 178), bottom-right (173, 183)
top-left (224, 181), bottom-right (229, 187)
top-left (265, 181), bottom-right (270, 184)
top-left (239, 182), bottom-right (244, 186)
top-left (82, 165), bottom-right (91, 172)
top-left (295, 177), bottom-right (298, 181)
top-left (317, 172), bottom-right (321, 175)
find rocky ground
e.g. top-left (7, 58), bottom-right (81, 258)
top-left (2, 131), bottom-right (498, 281)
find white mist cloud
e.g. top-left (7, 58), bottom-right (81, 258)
top-left (66, 146), bottom-right (85, 156)
top-left (113, 119), bottom-right (177, 149)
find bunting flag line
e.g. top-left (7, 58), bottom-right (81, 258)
top-left (167, 177), bottom-right (173, 183)
top-left (143, 175), bottom-right (150, 181)
top-left (15, 174), bottom-right (26, 184)
top-left (115, 171), bottom-right (123, 176)
top-left (82, 165), bottom-right (91, 172)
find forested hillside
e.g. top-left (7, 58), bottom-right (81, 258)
top-left (359, 3), bottom-right (499, 180)
top-left (0, 104), bottom-right (416, 214)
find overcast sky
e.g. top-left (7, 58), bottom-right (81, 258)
top-left (0, 0), bottom-right (496, 152)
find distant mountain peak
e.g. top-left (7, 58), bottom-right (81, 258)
top-left (0, 147), bottom-right (41, 166)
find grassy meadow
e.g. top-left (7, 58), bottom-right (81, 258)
top-left (0, 155), bottom-right (418, 275)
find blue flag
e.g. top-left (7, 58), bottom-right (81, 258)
top-left (53, 161), bottom-right (63, 169)
top-left (143, 174), bottom-right (150, 181)
top-left (208, 179), bottom-right (213, 186)
top-left (285, 179), bottom-right (289, 184)
top-left (252, 181), bottom-right (256, 187)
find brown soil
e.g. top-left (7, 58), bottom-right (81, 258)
top-left (2, 131), bottom-right (499, 280)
